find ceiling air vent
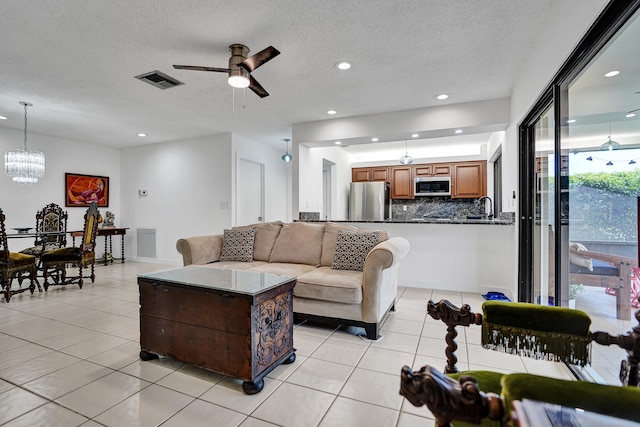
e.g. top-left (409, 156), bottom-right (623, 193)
top-left (135, 70), bottom-right (184, 90)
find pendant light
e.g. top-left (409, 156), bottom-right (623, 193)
top-left (4, 101), bottom-right (45, 185)
top-left (281, 138), bottom-right (292, 163)
top-left (399, 140), bottom-right (413, 165)
top-left (600, 124), bottom-right (620, 151)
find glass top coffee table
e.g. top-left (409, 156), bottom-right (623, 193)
top-left (138, 266), bottom-right (296, 394)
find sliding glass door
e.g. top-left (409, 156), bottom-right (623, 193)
top-left (519, 1), bottom-right (640, 384)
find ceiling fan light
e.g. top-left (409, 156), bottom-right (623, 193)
top-left (228, 74), bottom-right (250, 88)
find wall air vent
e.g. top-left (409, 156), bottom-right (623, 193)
top-left (134, 70), bottom-right (184, 90)
top-left (137, 228), bottom-right (157, 259)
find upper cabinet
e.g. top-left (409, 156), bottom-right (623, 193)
top-left (451, 161), bottom-right (486, 199)
top-left (352, 160), bottom-right (486, 200)
top-left (414, 163), bottom-right (451, 177)
top-left (390, 166), bottom-right (413, 199)
top-left (352, 166), bottom-right (390, 182)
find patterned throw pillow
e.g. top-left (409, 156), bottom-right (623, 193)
top-left (220, 227), bottom-right (256, 262)
top-left (331, 230), bottom-right (381, 271)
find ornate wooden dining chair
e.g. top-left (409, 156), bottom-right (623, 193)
top-left (20, 202), bottom-right (68, 257)
top-left (42, 202), bottom-right (99, 290)
top-left (0, 208), bottom-right (38, 302)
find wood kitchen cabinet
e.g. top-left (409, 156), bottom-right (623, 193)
top-left (352, 160), bottom-right (487, 200)
top-left (451, 161), bottom-right (486, 199)
top-left (390, 166), bottom-right (413, 199)
top-left (351, 167), bottom-right (390, 182)
top-left (413, 163), bottom-right (451, 177)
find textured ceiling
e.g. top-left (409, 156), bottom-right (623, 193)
top-left (0, 0), bottom-right (557, 150)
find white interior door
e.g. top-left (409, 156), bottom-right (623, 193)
top-left (237, 158), bottom-right (264, 225)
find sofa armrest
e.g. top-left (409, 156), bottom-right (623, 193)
top-left (361, 237), bottom-right (410, 322)
top-left (176, 234), bottom-right (223, 266)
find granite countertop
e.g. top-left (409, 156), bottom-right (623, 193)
top-left (298, 218), bottom-right (515, 225)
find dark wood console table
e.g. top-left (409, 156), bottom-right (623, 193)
top-left (71, 227), bottom-right (128, 265)
top-left (137, 266), bottom-right (296, 394)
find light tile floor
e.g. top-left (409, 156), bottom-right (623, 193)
top-left (0, 262), bottom-right (577, 426)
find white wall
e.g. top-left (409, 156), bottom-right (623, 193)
top-left (120, 134), bottom-right (232, 265)
top-left (0, 126), bottom-right (121, 252)
top-left (352, 222), bottom-right (517, 296)
top-left (294, 144), bottom-right (353, 220)
top-left (503, 0), bottom-right (609, 213)
top-left (232, 134), bottom-right (290, 223)
top-left (120, 132), bottom-right (291, 265)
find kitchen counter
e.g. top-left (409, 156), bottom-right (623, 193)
top-left (294, 218), bottom-right (517, 297)
top-left (298, 218), bottom-right (514, 225)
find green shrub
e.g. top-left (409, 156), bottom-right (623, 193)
top-left (567, 170), bottom-right (639, 241)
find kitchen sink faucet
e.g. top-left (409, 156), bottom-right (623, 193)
top-left (477, 196), bottom-right (493, 219)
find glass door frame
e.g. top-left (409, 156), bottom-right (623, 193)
top-left (518, 0), bottom-right (640, 303)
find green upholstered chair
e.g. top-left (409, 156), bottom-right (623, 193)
top-left (400, 364), bottom-right (640, 427)
top-left (412, 299), bottom-right (640, 426)
top-left (0, 208), bottom-right (37, 302)
top-left (42, 202), bottom-right (99, 290)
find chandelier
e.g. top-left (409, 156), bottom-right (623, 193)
top-left (4, 101), bottom-right (45, 185)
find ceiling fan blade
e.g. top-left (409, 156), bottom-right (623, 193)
top-left (239, 46), bottom-right (280, 72)
top-left (173, 65), bottom-right (230, 73)
top-left (248, 75), bottom-right (269, 98)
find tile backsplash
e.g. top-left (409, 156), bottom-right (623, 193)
top-left (299, 211), bottom-right (320, 220)
top-left (392, 197), bottom-right (484, 220)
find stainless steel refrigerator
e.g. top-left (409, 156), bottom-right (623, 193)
top-left (349, 182), bottom-right (390, 220)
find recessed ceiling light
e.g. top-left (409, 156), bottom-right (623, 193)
top-left (0, 115), bottom-right (7, 120)
top-left (604, 70), bottom-right (620, 77)
top-left (411, 133), bottom-right (419, 138)
top-left (567, 119), bottom-right (576, 123)
top-left (371, 137), bottom-right (379, 142)
top-left (626, 113), bottom-right (636, 118)
top-left (137, 133), bottom-right (147, 137)
top-left (455, 129), bottom-right (463, 134)
top-left (334, 141), bottom-right (342, 145)
top-left (435, 93), bottom-right (449, 100)
top-left (326, 109), bottom-right (337, 115)
top-left (335, 61), bottom-right (351, 70)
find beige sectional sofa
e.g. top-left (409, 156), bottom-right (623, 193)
top-left (176, 221), bottom-right (410, 339)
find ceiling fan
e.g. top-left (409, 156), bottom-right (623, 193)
top-left (173, 44), bottom-right (280, 98)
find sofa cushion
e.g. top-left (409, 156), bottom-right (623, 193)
top-left (296, 267), bottom-right (363, 304)
top-left (320, 222), bottom-right (359, 266)
top-left (331, 230), bottom-right (381, 271)
top-left (220, 227), bottom-right (256, 262)
top-left (234, 221), bottom-right (283, 261)
top-left (249, 262), bottom-right (317, 277)
top-left (269, 222), bottom-right (325, 266)
top-left (199, 261), bottom-right (269, 271)
top-left (321, 223), bottom-right (389, 267)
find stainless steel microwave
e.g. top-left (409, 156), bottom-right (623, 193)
top-left (414, 176), bottom-right (451, 196)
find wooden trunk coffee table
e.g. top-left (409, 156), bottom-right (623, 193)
top-left (137, 266), bottom-right (296, 394)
